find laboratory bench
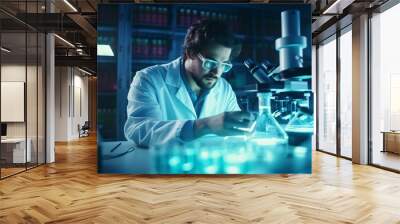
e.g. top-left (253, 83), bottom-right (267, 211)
top-left (98, 135), bottom-right (312, 174)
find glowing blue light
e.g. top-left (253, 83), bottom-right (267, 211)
top-left (298, 115), bottom-right (307, 121)
top-left (235, 121), bottom-right (256, 132)
top-left (223, 135), bottom-right (248, 141)
top-left (282, 114), bottom-right (292, 120)
top-left (294, 146), bottom-right (307, 158)
top-left (264, 151), bottom-right (274, 162)
top-left (205, 165), bottom-right (218, 174)
top-left (185, 149), bottom-right (195, 156)
top-left (97, 44), bottom-right (114, 56)
top-left (200, 151), bottom-right (209, 159)
top-left (285, 127), bottom-right (314, 133)
top-left (211, 151), bottom-right (221, 159)
top-left (168, 157), bottom-right (180, 167)
top-left (251, 138), bottom-right (287, 145)
top-left (226, 166), bottom-right (240, 174)
top-left (225, 153), bottom-right (246, 163)
top-left (182, 162), bottom-right (193, 171)
top-left (238, 147), bottom-right (246, 153)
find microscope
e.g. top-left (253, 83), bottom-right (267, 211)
top-left (238, 10), bottom-right (313, 145)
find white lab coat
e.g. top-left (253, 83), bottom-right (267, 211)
top-left (124, 57), bottom-right (241, 147)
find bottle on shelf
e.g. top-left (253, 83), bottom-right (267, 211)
top-left (151, 39), bottom-right (157, 58)
top-left (157, 7), bottom-right (163, 26)
top-left (159, 40), bottom-right (164, 58)
top-left (205, 11), bottom-right (210, 20)
top-left (133, 7), bottom-right (137, 25)
top-left (144, 6), bottom-right (151, 24)
top-left (200, 11), bottom-right (205, 20)
top-left (138, 6), bottom-right (144, 24)
top-left (221, 13), bottom-right (227, 23)
top-left (185, 9), bottom-right (191, 27)
top-left (151, 6), bottom-right (157, 25)
top-left (154, 39), bottom-right (160, 58)
top-left (217, 12), bottom-right (223, 21)
top-left (211, 11), bottom-right (217, 20)
top-left (192, 10), bottom-right (198, 24)
top-left (135, 6), bottom-right (169, 27)
top-left (160, 39), bottom-right (165, 58)
top-left (136, 38), bottom-right (143, 57)
top-left (179, 8), bottom-right (185, 27)
top-left (162, 39), bottom-right (168, 58)
top-left (164, 8), bottom-right (169, 26)
top-left (143, 38), bottom-right (149, 58)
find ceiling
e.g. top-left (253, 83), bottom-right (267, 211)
top-left (0, 0), bottom-right (391, 75)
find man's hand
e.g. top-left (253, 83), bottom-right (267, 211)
top-left (194, 111), bottom-right (256, 138)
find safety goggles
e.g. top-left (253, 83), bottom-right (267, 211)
top-left (197, 53), bottom-right (233, 73)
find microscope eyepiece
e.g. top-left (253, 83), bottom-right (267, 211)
top-left (243, 58), bottom-right (270, 84)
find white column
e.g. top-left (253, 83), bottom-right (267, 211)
top-left (46, 33), bottom-right (55, 163)
top-left (352, 14), bottom-right (369, 164)
top-left (46, 1), bottom-right (55, 163)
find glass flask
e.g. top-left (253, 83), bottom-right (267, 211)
top-left (285, 110), bottom-right (314, 134)
top-left (285, 95), bottom-right (314, 134)
top-left (250, 92), bottom-right (288, 145)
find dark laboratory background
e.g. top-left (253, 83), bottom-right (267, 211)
top-left (97, 3), bottom-right (312, 141)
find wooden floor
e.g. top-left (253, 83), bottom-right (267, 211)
top-left (372, 150), bottom-right (400, 171)
top-left (1, 135), bottom-right (400, 224)
top-left (1, 163), bottom-right (45, 178)
top-left (1, 167), bottom-right (26, 178)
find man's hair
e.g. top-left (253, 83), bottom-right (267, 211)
top-left (183, 19), bottom-right (241, 60)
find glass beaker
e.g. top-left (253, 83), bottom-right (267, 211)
top-left (250, 92), bottom-right (288, 145)
top-left (285, 110), bottom-right (314, 134)
top-left (285, 95), bottom-right (314, 134)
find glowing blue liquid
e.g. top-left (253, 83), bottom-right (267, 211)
top-left (250, 137), bottom-right (288, 145)
top-left (152, 134), bottom-right (311, 174)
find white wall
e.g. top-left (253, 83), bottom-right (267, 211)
top-left (55, 66), bottom-right (89, 141)
top-left (1, 65), bottom-right (40, 137)
top-left (55, 67), bottom-right (69, 141)
top-left (1, 63), bottom-right (46, 164)
top-left (70, 71), bottom-right (89, 139)
top-left (1, 65), bottom-right (27, 139)
top-left (1, 64), bottom-right (26, 81)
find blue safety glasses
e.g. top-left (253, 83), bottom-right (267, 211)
top-left (198, 54), bottom-right (233, 73)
